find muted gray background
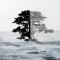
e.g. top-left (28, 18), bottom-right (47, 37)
top-left (0, 0), bottom-right (60, 31)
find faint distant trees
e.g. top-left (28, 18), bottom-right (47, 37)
top-left (12, 10), bottom-right (53, 41)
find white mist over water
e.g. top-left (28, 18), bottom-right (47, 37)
top-left (0, 30), bottom-right (60, 42)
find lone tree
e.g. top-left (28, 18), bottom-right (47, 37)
top-left (12, 10), bottom-right (53, 41)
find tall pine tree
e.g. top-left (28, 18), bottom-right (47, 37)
top-left (13, 10), bottom-right (30, 41)
top-left (12, 10), bottom-right (53, 41)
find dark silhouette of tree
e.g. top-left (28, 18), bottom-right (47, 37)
top-left (12, 10), bottom-right (30, 41)
top-left (12, 10), bottom-right (53, 41)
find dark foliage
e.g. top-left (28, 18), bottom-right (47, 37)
top-left (12, 10), bottom-right (30, 40)
top-left (12, 10), bottom-right (53, 41)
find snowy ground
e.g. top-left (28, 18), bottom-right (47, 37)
top-left (0, 31), bottom-right (60, 60)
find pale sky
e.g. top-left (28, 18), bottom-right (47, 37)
top-left (0, 0), bottom-right (60, 31)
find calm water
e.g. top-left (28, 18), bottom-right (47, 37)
top-left (0, 31), bottom-right (60, 60)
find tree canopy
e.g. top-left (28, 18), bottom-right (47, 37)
top-left (12, 10), bottom-right (53, 41)
top-left (13, 10), bottom-right (30, 41)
